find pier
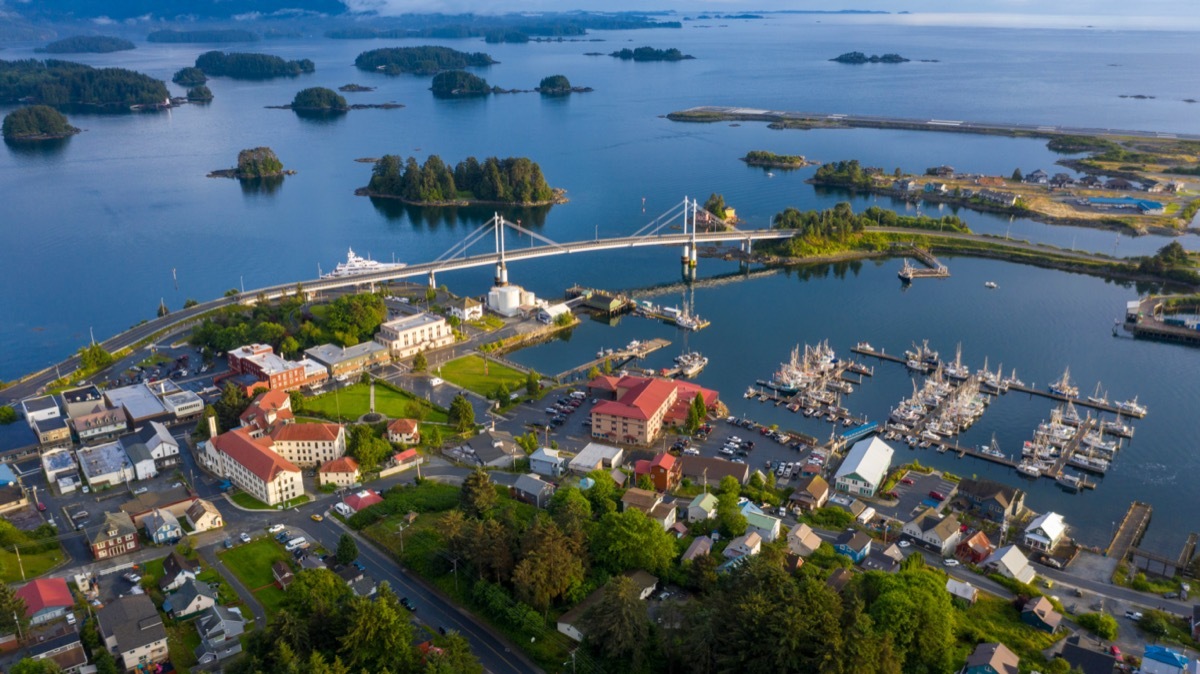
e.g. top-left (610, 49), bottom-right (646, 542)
top-left (1123, 295), bottom-right (1200, 347)
top-left (1107, 501), bottom-right (1153, 560)
top-left (897, 246), bottom-right (950, 281)
top-left (554, 338), bottom-right (671, 380)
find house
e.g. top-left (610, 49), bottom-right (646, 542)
top-left (834, 437), bottom-right (894, 497)
top-left (557, 588), bottom-right (605, 642)
top-left (449, 297), bottom-right (483, 322)
top-left (270, 423), bottom-right (347, 469)
top-left (1023, 511), bottom-right (1066, 552)
top-left (1056, 635), bottom-right (1118, 674)
top-left (465, 430), bottom-right (522, 468)
top-left (687, 493), bottom-right (718, 522)
top-left (318, 457), bottom-right (360, 488)
top-left (632, 452), bottom-right (682, 492)
top-left (1143, 646), bottom-right (1190, 674)
top-left (984, 545), bottom-right (1037, 585)
top-left (143, 508), bottom-right (183, 545)
top-left (741, 505), bottom-right (781, 543)
top-left (184, 498), bottom-right (223, 533)
top-left (860, 544), bottom-right (904, 573)
top-left (789, 475), bottom-right (831, 512)
top-left (957, 531), bottom-right (995, 564)
top-left (1021, 596), bottom-right (1062, 633)
top-left (76, 441), bottom-right (135, 488)
top-left (119, 485), bottom-right (196, 528)
top-left (344, 489), bottom-right (384, 512)
top-left (608, 467), bottom-right (628, 488)
top-left (129, 421), bottom-right (180, 471)
top-left (724, 532), bottom-right (762, 559)
top-left (226, 344), bottom-right (327, 392)
top-left (529, 447), bottom-right (567, 478)
top-left (1025, 169), bottom-right (1049, 184)
top-left (924, 181), bottom-right (949, 194)
top-left (386, 418), bottom-right (420, 445)
top-left (945, 578), bottom-right (979, 606)
top-left (826, 568), bottom-right (854, 593)
top-left (962, 642), bottom-right (1019, 674)
top-left (97, 595), bottom-right (169, 671)
top-left (15, 578), bottom-right (74, 625)
top-left (682, 536), bottom-right (713, 562)
top-left (21, 394), bottom-right (61, 426)
top-left (1105, 177), bottom-right (1134, 190)
top-left (587, 374), bottom-right (718, 446)
top-left (678, 455), bottom-right (749, 487)
top-left (842, 499), bottom-right (876, 525)
top-left (511, 473), bottom-right (555, 508)
top-left (538, 303), bottom-right (572, 324)
top-left (272, 560), bottom-right (295, 589)
top-left (1050, 173), bottom-right (1075, 187)
top-left (957, 478), bottom-right (1024, 523)
top-left (122, 440), bottom-right (158, 481)
top-left (90, 512), bottom-right (140, 560)
top-left (621, 487), bottom-right (662, 514)
top-left (304, 341), bottom-right (391, 379)
top-left (902, 508), bottom-right (962, 555)
top-left (194, 605), bottom-right (246, 665)
top-left (374, 313), bottom-right (455, 358)
top-left (648, 501), bottom-right (677, 531)
top-left (27, 631), bottom-right (88, 673)
top-left (159, 551), bottom-right (200, 592)
top-left (239, 388), bottom-right (294, 436)
top-left (834, 531), bottom-right (872, 564)
top-left (69, 401), bottom-right (128, 444)
top-left (208, 427), bottom-right (303, 507)
top-left (32, 416), bottom-right (72, 447)
top-left (894, 178), bottom-right (918, 192)
top-left (299, 555), bottom-right (327, 571)
top-left (164, 578), bottom-right (218, 619)
top-left (787, 523), bottom-right (823, 558)
top-left (568, 442), bottom-right (625, 475)
top-left (976, 189), bottom-right (1019, 207)
top-left (625, 570), bottom-right (659, 600)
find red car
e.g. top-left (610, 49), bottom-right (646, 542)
top-left (37, 502), bottom-right (46, 512)
top-left (1109, 645), bottom-right (1121, 658)
top-left (900, 478), bottom-right (915, 485)
top-left (929, 490), bottom-right (946, 501)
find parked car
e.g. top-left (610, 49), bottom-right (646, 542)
top-left (942, 558), bottom-right (959, 567)
top-left (311, 514), bottom-right (324, 522)
top-left (400, 597), bottom-right (416, 612)
top-left (898, 540), bottom-right (911, 548)
top-left (123, 573), bottom-right (141, 584)
top-left (1124, 610), bottom-right (1143, 621)
top-left (268, 524), bottom-right (285, 533)
top-left (352, 560), bottom-right (366, 571)
top-left (900, 478), bottom-right (915, 485)
top-left (928, 490), bottom-right (945, 501)
top-left (1109, 645), bottom-right (1121, 658)
top-left (66, 612), bottom-right (76, 625)
top-left (239, 532), bottom-right (252, 543)
top-left (36, 502), bottom-right (46, 512)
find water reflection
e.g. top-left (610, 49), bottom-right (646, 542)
top-left (368, 197), bottom-right (553, 229)
top-left (240, 175), bottom-right (285, 197)
top-left (4, 137), bottom-right (70, 157)
top-left (293, 108), bottom-right (347, 124)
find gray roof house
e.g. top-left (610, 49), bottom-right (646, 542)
top-left (164, 578), bottom-right (218, 619)
top-left (512, 473), bottom-right (555, 508)
top-left (195, 605), bottom-right (246, 665)
top-left (466, 430), bottom-right (522, 468)
top-left (97, 595), bottom-right (169, 671)
top-left (144, 508), bottom-right (183, 545)
top-left (160, 550), bottom-right (200, 592)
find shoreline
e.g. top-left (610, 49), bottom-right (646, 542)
top-left (354, 186), bottom-right (568, 208)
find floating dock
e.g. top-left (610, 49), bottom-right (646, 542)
top-left (555, 338), bottom-right (671, 380)
top-left (898, 247), bottom-right (950, 281)
top-left (1107, 501), bottom-right (1153, 560)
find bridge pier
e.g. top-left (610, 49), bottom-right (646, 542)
top-left (681, 244), bottom-right (690, 265)
top-left (689, 246), bottom-right (698, 268)
top-left (427, 271), bottom-right (436, 289)
top-left (494, 263), bottom-right (508, 287)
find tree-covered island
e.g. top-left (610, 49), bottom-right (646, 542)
top-left (148, 29), bottom-right (258, 43)
top-left (290, 87), bottom-right (347, 111)
top-left (186, 85), bottom-right (213, 102)
top-left (831, 51), bottom-right (910, 64)
top-left (742, 150), bottom-right (810, 168)
top-left (431, 70), bottom-right (491, 97)
top-left (535, 74), bottom-right (592, 95)
top-left (172, 67), bottom-right (207, 86)
top-left (2, 105), bottom-right (80, 140)
top-left (36, 35), bottom-right (135, 53)
top-left (0, 59), bottom-right (169, 110)
top-left (610, 46), bottom-right (694, 61)
top-left (360, 155), bottom-right (565, 206)
top-left (195, 51), bottom-right (314, 79)
top-left (354, 46), bottom-right (496, 76)
top-left (208, 146), bottom-right (294, 179)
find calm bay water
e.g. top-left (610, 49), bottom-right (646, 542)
top-left (1, 17), bottom-right (1198, 547)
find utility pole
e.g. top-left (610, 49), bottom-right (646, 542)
top-left (12, 612), bottom-right (21, 643)
top-left (14, 544), bottom-right (25, 580)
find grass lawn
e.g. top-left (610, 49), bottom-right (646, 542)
top-left (954, 595), bottom-right (1063, 667)
top-left (254, 584), bottom-right (287, 618)
top-left (304, 382), bottom-right (448, 423)
top-left (0, 547), bottom-right (65, 583)
top-left (435, 354), bottom-right (527, 397)
top-left (165, 620), bottom-right (201, 673)
top-left (467, 315), bottom-right (506, 332)
top-left (196, 568), bottom-right (241, 606)
top-left (229, 491), bottom-right (310, 510)
top-left (218, 538), bottom-right (291, 591)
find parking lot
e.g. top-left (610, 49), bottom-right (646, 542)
top-left (872, 468), bottom-right (957, 521)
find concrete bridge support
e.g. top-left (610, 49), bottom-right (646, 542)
top-left (428, 271), bottom-right (436, 289)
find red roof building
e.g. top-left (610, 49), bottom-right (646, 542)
top-left (16, 578), bottom-right (74, 625)
top-left (318, 457), bottom-right (360, 488)
top-left (633, 452), bottom-right (682, 492)
top-left (269, 423), bottom-right (347, 469)
top-left (386, 418), bottom-right (420, 444)
top-left (344, 489), bottom-right (384, 512)
top-left (956, 530), bottom-right (995, 564)
top-left (239, 389), bottom-right (294, 436)
top-left (588, 375), bottom-right (718, 446)
top-left (210, 428), bottom-right (303, 507)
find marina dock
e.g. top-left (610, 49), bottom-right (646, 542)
top-left (1107, 501), bottom-right (1153, 560)
top-left (897, 246), bottom-right (950, 281)
top-left (1123, 296), bottom-right (1200, 346)
top-left (555, 338), bottom-right (671, 380)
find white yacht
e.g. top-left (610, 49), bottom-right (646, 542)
top-left (322, 248), bottom-right (405, 278)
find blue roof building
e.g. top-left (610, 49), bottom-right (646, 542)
top-left (1088, 196), bottom-right (1165, 214)
top-left (1143, 645), bottom-right (1189, 674)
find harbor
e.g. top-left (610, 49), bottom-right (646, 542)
top-left (553, 338), bottom-right (671, 380)
top-left (566, 284), bottom-right (711, 330)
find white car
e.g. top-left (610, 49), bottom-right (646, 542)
top-left (942, 558), bottom-right (960, 567)
top-left (66, 612), bottom-right (76, 626)
top-left (268, 524), bottom-right (285, 533)
top-left (124, 573), bottom-right (141, 584)
top-left (898, 540), bottom-right (911, 548)
top-left (239, 532), bottom-right (252, 543)
top-left (133, 487), bottom-right (148, 495)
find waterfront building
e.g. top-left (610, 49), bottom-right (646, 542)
top-left (834, 437), bottom-right (894, 498)
top-left (21, 395), bottom-right (61, 426)
top-left (449, 297), bottom-right (483, 322)
top-left (373, 313), bottom-right (454, 358)
top-left (983, 545), bottom-right (1036, 584)
top-left (1023, 512), bottom-right (1067, 552)
top-left (587, 374), bottom-right (719, 446)
top-left (487, 285), bottom-right (537, 318)
top-left (32, 416), bottom-right (71, 448)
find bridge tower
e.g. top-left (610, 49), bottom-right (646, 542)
top-left (680, 196), bottom-right (691, 265)
top-left (493, 213), bottom-right (509, 286)
top-left (689, 198), bottom-right (699, 268)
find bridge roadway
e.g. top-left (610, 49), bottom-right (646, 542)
top-left (679, 106), bottom-right (1200, 141)
top-left (1, 227), bottom-right (1116, 405)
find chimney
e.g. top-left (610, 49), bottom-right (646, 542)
top-left (207, 414), bottom-right (218, 439)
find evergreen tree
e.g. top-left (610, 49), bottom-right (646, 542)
top-left (412, 351), bottom-right (428, 372)
top-left (335, 533), bottom-right (358, 565)
top-left (460, 469), bottom-right (497, 518)
top-left (580, 576), bottom-right (650, 664)
top-left (449, 394), bottom-right (475, 432)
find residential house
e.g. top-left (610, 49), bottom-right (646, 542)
top-left (567, 442), bottom-right (625, 475)
top-left (465, 430), bottom-right (522, 468)
top-left (894, 178), bottom-right (918, 192)
top-left (97, 594), bottom-right (168, 672)
top-left (1025, 169), bottom-right (1049, 184)
top-left (374, 313), bottom-right (455, 358)
top-left (27, 631), bottom-right (88, 673)
top-left (270, 423), bottom-right (347, 469)
top-left (557, 588), bottom-right (605, 642)
top-left (384, 448), bottom-right (424, 477)
top-left (299, 555), bottom-right (327, 572)
top-left (318, 457), bottom-right (360, 488)
top-left (194, 605), bottom-right (246, 665)
top-left (903, 508), bottom-right (962, 555)
top-left (529, 447), bottom-right (567, 478)
top-left (21, 395), bottom-right (61, 425)
top-left (303, 341), bottom-right (391, 380)
top-left (119, 485), bottom-right (197, 528)
top-left (1057, 635), bottom-right (1118, 674)
top-left (834, 531), bottom-right (873, 564)
top-left (860, 544), bottom-right (904, 574)
top-left (128, 421), bottom-right (180, 472)
top-left (386, 418), bottom-right (420, 445)
top-left (984, 545), bottom-right (1037, 585)
top-left (976, 189), bottom-right (1019, 207)
top-left (344, 489), bottom-right (383, 512)
top-left (632, 452), bottom-right (682, 492)
top-left (608, 467), bottom-right (628, 488)
top-left (621, 487), bottom-right (662, 515)
top-left (957, 478), bottom-right (1024, 523)
top-left (624, 570), bottom-right (659, 600)
top-left (449, 297), bottom-right (483, 322)
top-left (122, 441), bottom-right (158, 481)
top-left (15, 578), bottom-right (74, 625)
top-left (1105, 177), bottom-right (1135, 191)
top-left (184, 498), bottom-right (223, 533)
top-left (789, 475), bottom-right (831, 512)
top-left (843, 499), bottom-right (876, 525)
top-left (945, 578), bottom-right (979, 606)
top-left (1050, 173), bottom-right (1075, 188)
top-left (143, 508), bottom-right (183, 545)
top-left (272, 561), bottom-right (295, 589)
top-left (687, 493), bottom-right (718, 522)
top-left (164, 578), bottom-right (218, 619)
top-left (957, 531), bottom-right (995, 564)
top-left (787, 523), bottom-right (823, 558)
top-left (239, 389), bottom-right (294, 436)
top-left (740, 503), bottom-right (781, 543)
top-left (682, 536), bottom-right (713, 562)
top-left (724, 532), bottom-right (762, 559)
top-left (587, 374), bottom-right (718, 446)
top-left (69, 402), bottom-right (128, 444)
top-left (208, 427), bottom-right (303, 507)
top-left (1021, 596), bottom-right (1062, 633)
top-left (1143, 646), bottom-right (1190, 674)
top-left (1024, 512), bottom-right (1066, 552)
top-left (924, 181), bottom-right (949, 194)
top-left (1079, 175), bottom-right (1104, 188)
top-left (159, 551), bottom-right (199, 592)
top-left (678, 455), bottom-right (749, 487)
top-left (90, 512), bottom-right (140, 560)
top-left (32, 416), bottom-right (72, 448)
top-left (511, 473), bottom-right (555, 508)
top-left (826, 568), bottom-right (853, 593)
top-left (962, 642), bottom-right (1019, 674)
top-left (648, 501), bottom-right (677, 531)
top-left (834, 437), bottom-right (894, 498)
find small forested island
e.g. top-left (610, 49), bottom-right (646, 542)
top-left (354, 46), bottom-right (496, 76)
top-left (209, 146), bottom-right (294, 179)
top-left (36, 35), bottom-right (135, 54)
top-left (148, 29), bottom-right (258, 43)
top-left (431, 70), bottom-right (491, 97)
top-left (742, 150), bottom-right (810, 168)
top-left (2, 105), bottom-right (80, 140)
top-left (172, 67), bottom-right (207, 86)
top-left (0, 59), bottom-right (169, 109)
top-left (291, 87), bottom-right (347, 111)
top-left (831, 51), bottom-right (910, 64)
top-left (360, 155), bottom-right (565, 206)
top-left (485, 30), bottom-right (530, 44)
top-left (338, 83), bottom-right (375, 92)
top-left (536, 74), bottom-right (592, 95)
top-left (186, 85), bottom-right (213, 102)
top-left (610, 47), bottom-right (694, 61)
top-left (195, 51), bottom-right (314, 79)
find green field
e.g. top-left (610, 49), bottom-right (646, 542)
top-left (165, 620), bottom-right (201, 672)
top-left (304, 382), bottom-right (448, 423)
top-left (218, 538), bottom-right (290, 590)
top-left (229, 491), bottom-right (310, 510)
top-left (435, 354), bottom-right (527, 397)
top-left (0, 547), bottom-right (65, 583)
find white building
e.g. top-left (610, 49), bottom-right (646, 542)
top-left (984, 545), bottom-right (1037, 585)
top-left (374, 313), bottom-right (455, 358)
top-left (1023, 512), bottom-right (1066, 552)
top-left (269, 423), bottom-right (346, 469)
top-left (529, 447), bottom-right (567, 478)
top-left (834, 437), bottom-right (894, 498)
top-left (537, 303), bottom-right (571, 324)
top-left (77, 441), bottom-right (134, 488)
top-left (20, 395), bottom-right (61, 426)
top-left (568, 442), bottom-right (625, 475)
top-left (487, 285), bottom-right (536, 318)
top-left (449, 297), bottom-right (483, 322)
top-left (208, 428), bottom-right (303, 506)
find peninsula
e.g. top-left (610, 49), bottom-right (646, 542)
top-left (742, 150), bottom-right (811, 169)
top-left (2, 105), bottom-right (80, 140)
top-left (208, 147), bottom-right (295, 179)
top-left (36, 35), bottom-right (135, 53)
top-left (0, 59), bottom-right (168, 110)
top-left (195, 51), bottom-right (314, 79)
top-left (358, 154), bottom-right (566, 206)
top-left (831, 51), bottom-right (910, 64)
top-left (610, 46), bottom-right (694, 61)
top-left (354, 46), bottom-right (496, 76)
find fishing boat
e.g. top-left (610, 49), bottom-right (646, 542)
top-left (322, 248), bottom-right (406, 279)
top-left (1057, 473), bottom-right (1082, 492)
top-left (1102, 416), bottom-right (1135, 438)
top-left (1114, 396), bottom-right (1147, 418)
top-left (1068, 455), bottom-right (1110, 474)
top-left (945, 343), bottom-right (971, 380)
top-left (1049, 366), bottom-right (1080, 398)
top-left (855, 342), bottom-right (874, 352)
top-left (1003, 368), bottom-right (1025, 389)
top-left (1087, 382), bottom-right (1110, 406)
top-left (984, 281), bottom-right (998, 289)
top-left (1016, 461), bottom-right (1043, 478)
top-left (905, 340), bottom-right (940, 368)
top-left (674, 351), bottom-right (708, 378)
